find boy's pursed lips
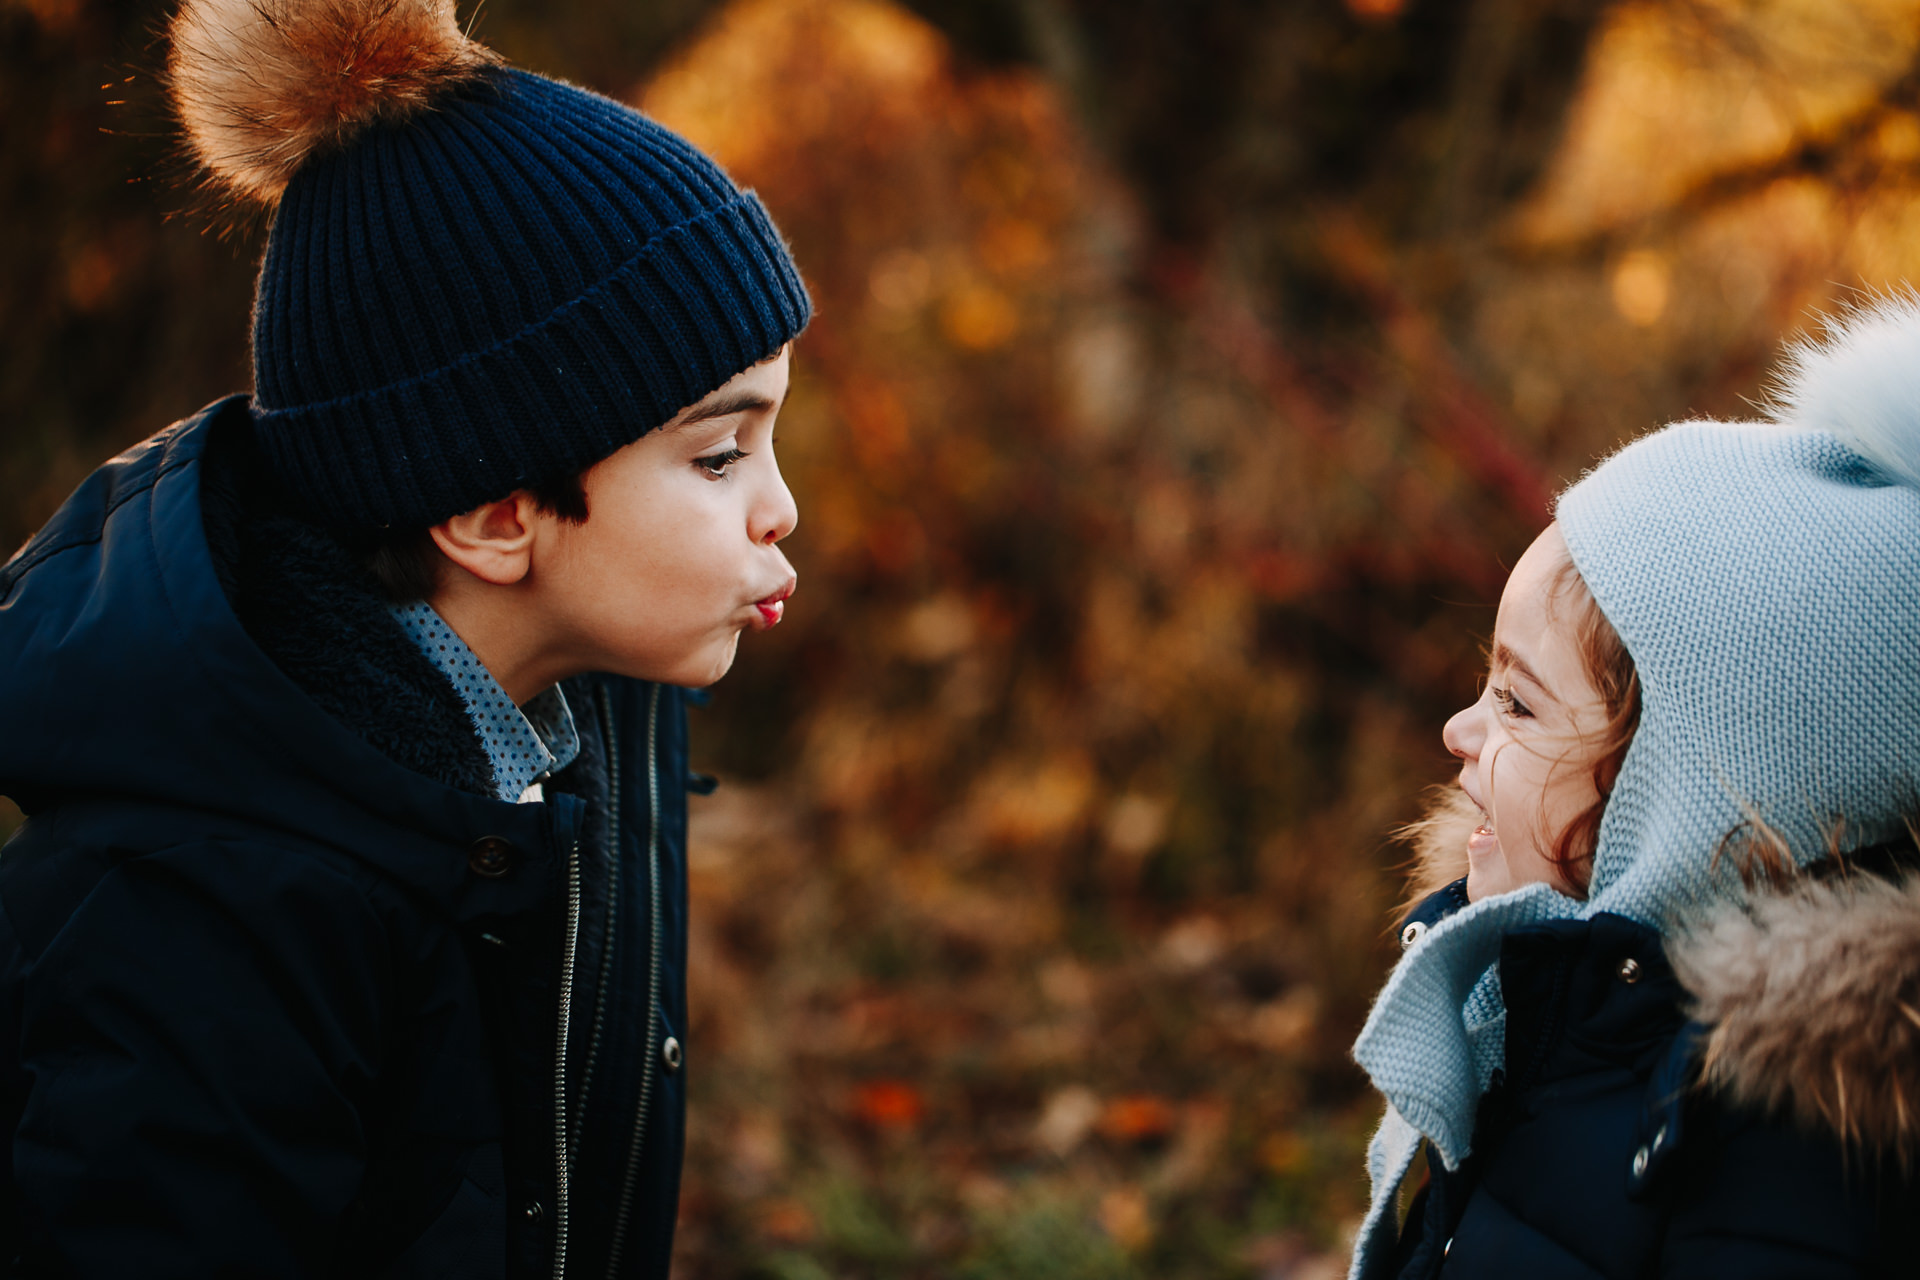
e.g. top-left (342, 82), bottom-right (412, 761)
top-left (752, 577), bottom-right (796, 629)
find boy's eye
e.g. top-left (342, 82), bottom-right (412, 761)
top-left (694, 447), bottom-right (748, 478)
top-left (1490, 684), bottom-right (1532, 719)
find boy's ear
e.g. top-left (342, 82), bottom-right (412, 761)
top-left (428, 493), bottom-right (542, 587)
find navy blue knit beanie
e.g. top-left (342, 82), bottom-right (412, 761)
top-left (168, 0), bottom-right (811, 530)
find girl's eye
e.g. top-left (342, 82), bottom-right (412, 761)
top-left (694, 447), bottom-right (748, 478)
top-left (1490, 684), bottom-right (1532, 719)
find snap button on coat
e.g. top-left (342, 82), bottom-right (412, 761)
top-left (1616, 956), bottom-right (1642, 983)
top-left (662, 1036), bottom-right (683, 1073)
top-left (1401, 921), bottom-right (1428, 949)
top-left (468, 836), bottom-right (515, 877)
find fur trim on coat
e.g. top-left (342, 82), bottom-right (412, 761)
top-left (1398, 794), bottom-right (1920, 1158)
top-left (1395, 787), bottom-right (1474, 912)
top-left (1670, 874), bottom-right (1920, 1159)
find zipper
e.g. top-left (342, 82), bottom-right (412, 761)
top-left (550, 821), bottom-right (585, 1279)
top-left (571, 686), bottom-right (623, 1154)
top-left (603, 684), bottom-right (664, 1277)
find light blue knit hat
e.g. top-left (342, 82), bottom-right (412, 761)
top-left (1347, 295), bottom-right (1920, 1278)
top-left (1564, 369), bottom-right (1920, 915)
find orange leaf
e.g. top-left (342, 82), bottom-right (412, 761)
top-left (1098, 1094), bottom-right (1177, 1143)
top-left (853, 1079), bottom-right (925, 1130)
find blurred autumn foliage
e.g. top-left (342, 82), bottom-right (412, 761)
top-left (12, 0), bottom-right (1920, 1274)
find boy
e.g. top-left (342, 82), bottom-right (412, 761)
top-left (0, 0), bottom-right (809, 1275)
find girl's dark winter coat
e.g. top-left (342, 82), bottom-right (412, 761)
top-left (0, 398), bottom-right (699, 1278)
top-left (1382, 801), bottom-right (1920, 1279)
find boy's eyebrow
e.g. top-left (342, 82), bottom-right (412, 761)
top-left (665, 389), bottom-right (783, 431)
top-left (1492, 640), bottom-right (1559, 705)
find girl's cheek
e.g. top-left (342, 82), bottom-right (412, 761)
top-left (1490, 742), bottom-right (1543, 846)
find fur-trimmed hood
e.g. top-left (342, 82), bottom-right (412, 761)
top-left (1401, 790), bottom-right (1920, 1158)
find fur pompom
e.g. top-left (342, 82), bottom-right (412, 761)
top-left (167, 0), bottom-right (500, 205)
top-left (1770, 290), bottom-right (1920, 490)
top-left (1670, 873), bottom-right (1920, 1157)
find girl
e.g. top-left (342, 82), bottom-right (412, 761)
top-left (1349, 296), bottom-right (1920, 1279)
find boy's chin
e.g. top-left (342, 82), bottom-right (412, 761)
top-left (645, 636), bottom-right (741, 690)
top-left (597, 627), bottom-right (754, 689)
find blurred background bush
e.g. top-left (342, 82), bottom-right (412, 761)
top-left (9, 0), bottom-right (1920, 1274)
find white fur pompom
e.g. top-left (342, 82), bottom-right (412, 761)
top-left (1770, 290), bottom-right (1920, 489)
top-left (167, 0), bottom-right (500, 206)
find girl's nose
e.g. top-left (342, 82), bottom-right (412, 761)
top-left (1442, 701), bottom-right (1482, 761)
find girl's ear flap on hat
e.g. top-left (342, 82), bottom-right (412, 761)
top-left (167, 0), bottom-right (501, 207)
top-left (1769, 290), bottom-right (1920, 490)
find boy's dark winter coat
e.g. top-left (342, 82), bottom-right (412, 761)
top-left (1385, 877), bottom-right (1920, 1279)
top-left (0, 398), bottom-right (697, 1278)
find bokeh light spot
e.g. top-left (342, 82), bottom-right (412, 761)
top-left (940, 282), bottom-right (1019, 349)
top-left (1611, 249), bottom-right (1671, 326)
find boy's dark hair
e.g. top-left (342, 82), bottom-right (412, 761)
top-left (363, 470), bottom-right (590, 603)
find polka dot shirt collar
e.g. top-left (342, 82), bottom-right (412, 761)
top-left (389, 601), bottom-right (581, 803)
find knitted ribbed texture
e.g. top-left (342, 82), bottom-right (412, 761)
top-left (251, 68), bottom-right (811, 529)
top-left (1348, 298), bottom-right (1920, 1279)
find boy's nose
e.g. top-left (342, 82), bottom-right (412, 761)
top-left (752, 466), bottom-right (799, 546)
